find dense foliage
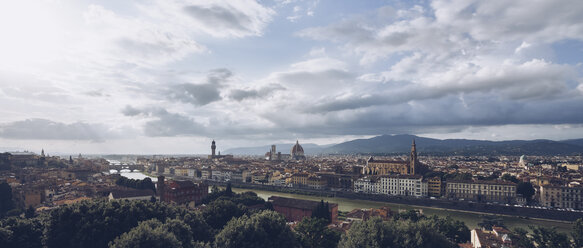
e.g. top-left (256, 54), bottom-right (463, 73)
top-left (115, 177), bottom-right (156, 192)
top-left (1, 186), bottom-right (582, 248)
top-left (214, 210), bottom-right (298, 248)
top-left (338, 217), bottom-right (457, 248)
top-left (0, 182), bottom-right (14, 217)
top-left (295, 217), bottom-right (341, 248)
top-left (516, 182), bottom-right (536, 203)
top-left (312, 200), bottom-right (331, 223)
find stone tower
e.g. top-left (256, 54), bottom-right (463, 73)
top-left (409, 139), bottom-right (418, 174)
top-left (157, 176), bottom-right (165, 202)
top-left (211, 140), bottom-right (216, 157)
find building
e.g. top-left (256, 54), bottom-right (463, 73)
top-left (345, 207), bottom-right (393, 222)
top-left (108, 189), bottom-right (155, 201)
top-left (355, 175), bottom-right (428, 197)
top-left (363, 140), bottom-right (424, 175)
top-left (354, 176), bottom-right (380, 194)
top-left (9, 152), bottom-right (38, 167)
top-left (470, 228), bottom-right (512, 248)
top-left (157, 176), bottom-right (208, 207)
top-left (208, 140), bottom-right (233, 159)
top-left (269, 196), bottom-right (338, 223)
top-left (290, 140), bottom-right (306, 160)
top-left (378, 175), bottom-right (427, 197)
top-left (446, 180), bottom-right (517, 203)
top-left (307, 176), bottom-right (326, 189)
top-left (318, 173), bottom-right (355, 190)
top-left (540, 183), bottom-right (583, 209)
top-left (428, 177), bottom-right (444, 197)
top-left (292, 173), bottom-right (309, 187)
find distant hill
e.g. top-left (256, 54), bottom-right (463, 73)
top-left (322, 134), bottom-right (583, 156)
top-left (225, 135), bottom-right (583, 156)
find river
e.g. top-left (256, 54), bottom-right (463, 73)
top-left (231, 187), bottom-right (574, 234)
top-left (117, 171), bottom-right (574, 233)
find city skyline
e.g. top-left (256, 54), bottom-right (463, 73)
top-left (1, 0), bottom-right (583, 154)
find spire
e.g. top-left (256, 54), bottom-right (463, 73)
top-left (41, 149), bottom-right (45, 157)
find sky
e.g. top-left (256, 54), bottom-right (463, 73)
top-left (1, 0), bottom-right (583, 154)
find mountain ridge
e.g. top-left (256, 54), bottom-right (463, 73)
top-left (225, 134), bottom-right (583, 156)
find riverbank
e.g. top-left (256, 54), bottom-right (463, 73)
top-left (227, 186), bottom-right (574, 233)
top-left (205, 181), bottom-right (579, 232)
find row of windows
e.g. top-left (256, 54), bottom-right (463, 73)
top-left (448, 184), bottom-right (514, 191)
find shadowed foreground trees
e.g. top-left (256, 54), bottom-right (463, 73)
top-left (295, 217), bottom-right (341, 248)
top-left (214, 210), bottom-right (298, 248)
top-left (338, 217), bottom-right (457, 248)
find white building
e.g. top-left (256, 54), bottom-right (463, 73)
top-left (355, 175), bottom-right (427, 197)
top-left (354, 177), bottom-right (380, 194)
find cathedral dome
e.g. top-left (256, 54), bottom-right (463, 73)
top-left (291, 140), bottom-right (304, 156)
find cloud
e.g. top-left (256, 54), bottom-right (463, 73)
top-left (229, 84), bottom-right (286, 101)
top-left (81, 4), bottom-right (206, 67)
top-left (180, 0), bottom-right (275, 38)
top-left (121, 106), bottom-right (206, 137)
top-left (164, 68), bottom-right (232, 106)
top-left (0, 119), bottom-right (125, 142)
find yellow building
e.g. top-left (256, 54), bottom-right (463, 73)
top-left (307, 176), bottom-right (326, 189)
top-left (427, 177), bottom-right (443, 197)
top-left (292, 173), bottom-right (308, 186)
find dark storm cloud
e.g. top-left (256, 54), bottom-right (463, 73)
top-left (229, 84), bottom-right (285, 101)
top-left (0, 119), bottom-right (111, 142)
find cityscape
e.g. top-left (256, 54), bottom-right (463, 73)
top-left (2, 0), bottom-right (583, 248)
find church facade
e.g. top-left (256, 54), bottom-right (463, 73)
top-left (363, 140), bottom-right (421, 175)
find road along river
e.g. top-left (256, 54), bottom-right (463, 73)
top-left (231, 187), bottom-right (574, 234)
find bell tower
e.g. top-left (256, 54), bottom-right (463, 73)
top-left (410, 139), bottom-right (418, 174)
top-left (211, 140), bottom-right (216, 157)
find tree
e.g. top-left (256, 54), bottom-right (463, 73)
top-left (422, 216), bottom-right (470, 243)
top-left (311, 200), bottom-right (331, 223)
top-left (572, 218), bottom-right (583, 248)
top-left (338, 217), bottom-right (395, 248)
top-left (530, 226), bottom-right (570, 248)
top-left (109, 219), bottom-right (182, 248)
top-left (477, 215), bottom-right (505, 231)
top-left (295, 217), bottom-right (340, 248)
top-left (0, 217), bottom-right (44, 248)
top-left (517, 182), bottom-right (535, 204)
top-left (509, 228), bottom-right (535, 248)
top-left (225, 182), bottom-right (233, 197)
top-left (201, 199), bottom-right (245, 230)
top-left (214, 210), bottom-right (298, 248)
top-left (0, 182), bottom-right (14, 217)
top-left (43, 199), bottom-right (212, 248)
top-left (500, 173), bottom-right (519, 183)
top-left (392, 220), bottom-right (456, 248)
top-left (394, 209), bottom-right (423, 222)
top-left (24, 206), bottom-right (35, 219)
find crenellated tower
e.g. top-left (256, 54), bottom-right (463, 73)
top-left (211, 140), bottom-right (216, 157)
